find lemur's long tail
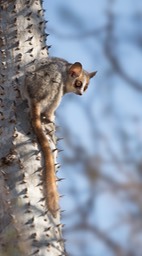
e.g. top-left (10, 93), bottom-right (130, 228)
top-left (31, 102), bottom-right (58, 218)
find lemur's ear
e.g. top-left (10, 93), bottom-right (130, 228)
top-left (69, 62), bottom-right (82, 77)
top-left (89, 71), bottom-right (97, 79)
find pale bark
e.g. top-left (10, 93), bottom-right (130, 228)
top-left (0, 1), bottom-right (65, 255)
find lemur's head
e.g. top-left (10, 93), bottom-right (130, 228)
top-left (65, 62), bottom-right (97, 95)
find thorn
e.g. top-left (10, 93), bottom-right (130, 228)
top-left (29, 233), bottom-right (37, 239)
top-left (11, 10), bottom-right (16, 13)
top-left (58, 149), bottom-right (64, 153)
top-left (37, 9), bottom-right (42, 14)
top-left (61, 210), bottom-right (66, 213)
top-left (26, 48), bottom-right (33, 53)
top-left (52, 148), bottom-right (58, 153)
top-left (57, 178), bottom-right (65, 182)
top-left (39, 211), bottom-right (46, 217)
top-left (47, 45), bottom-right (52, 49)
top-left (16, 70), bottom-right (21, 74)
top-left (33, 167), bottom-right (42, 174)
top-left (25, 36), bottom-right (33, 42)
top-left (28, 59), bottom-right (36, 65)
top-left (16, 53), bottom-right (22, 59)
top-left (36, 182), bottom-right (43, 187)
top-left (33, 239), bottom-right (38, 243)
top-left (39, 188), bottom-right (43, 193)
top-left (46, 129), bottom-right (54, 135)
top-left (0, 49), bottom-right (5, 54)
top-left (19, 180), bottom-right (27, 185)
top-left (56, 223), bottom-right (62, 228)
top-left (13, 29), bottom-right (18, 34)
top-left (55, 164), bottom-right (61, 169)
top-left (54, 163), bottom-right (60, 166)
top-left (39, 21), bottom-right (44, 25)
top-left (14, 41), bottom-right (20, 48)
top-left (20, 188), bottom-right (28, 195)
top-left (26, 24), bottom-right (33, 29)
top-left (59, 194), bottom-right (65, 198)
top-left (25, 0), bottom-right (30, 4)
top-left (12, 132), bottom-right (19, 138)
top-left (38, 172), bottom-right (42, 178)
top-left (23, 195), bottom-right (28, 199)
top-left (57, 238), bottom-right (67, 243)
top-left (44, 227), bottom-right (51, 232)
top-left (25, 217), bottom-right (34, 225)
top-left (25, 209), bottom-right (32, 214)
top-left (4, 177), bottom-right (8, 182)
top-left (55, 125), bottom-right (61, 129)
top-left (1, 62), bottom-right (6, 66)
top-left (40, 33), bottom-right (49, 38)
top-left (35, 1), bottom-right (40, 5)
top-left (13, 17), bottom-right (17, 23)
top-left (15, 46), bottom-right (20, 51)
top-left (38, 197), bottom-right (45, 203)
top-left (36, 155), bottom-right (40, 160)
top-left (9, 214), bottom-right (15, 220)
top-left (19, 162), bottom-right (24, 169)
top-left (1, 170), bottom-right (6, 176)
top-left (26, 202), bottom-right (31, 208)
top-left (41, 45), bottom-right (47, 50)
top-left (57, 137), bottom-right (64, 141)
top-left (15, 77), bottom-right (19, 83)
top-left (32, 250), bottom-right (39, 255)
top-left (25, 12), bottom-right (32, 17)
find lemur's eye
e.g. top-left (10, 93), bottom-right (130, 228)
top-left (74, 80), bottom-right (82, 88)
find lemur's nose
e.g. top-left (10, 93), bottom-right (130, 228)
top-left (78, 92), bottom-right (82, 96)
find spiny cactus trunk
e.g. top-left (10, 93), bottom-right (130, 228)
top-left (0, 1), bottom-right (65, 255)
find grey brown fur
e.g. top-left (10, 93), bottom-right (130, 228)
top-left (23, 57), bottom-right (97, 217)
top-left (25, 57), bottom-right (97, 121)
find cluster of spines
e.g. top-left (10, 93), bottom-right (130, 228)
top-left (0, 0), bottom-right (67, 254)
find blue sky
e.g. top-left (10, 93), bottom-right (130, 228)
top-left (44, 1), bottom-right (142, 255)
